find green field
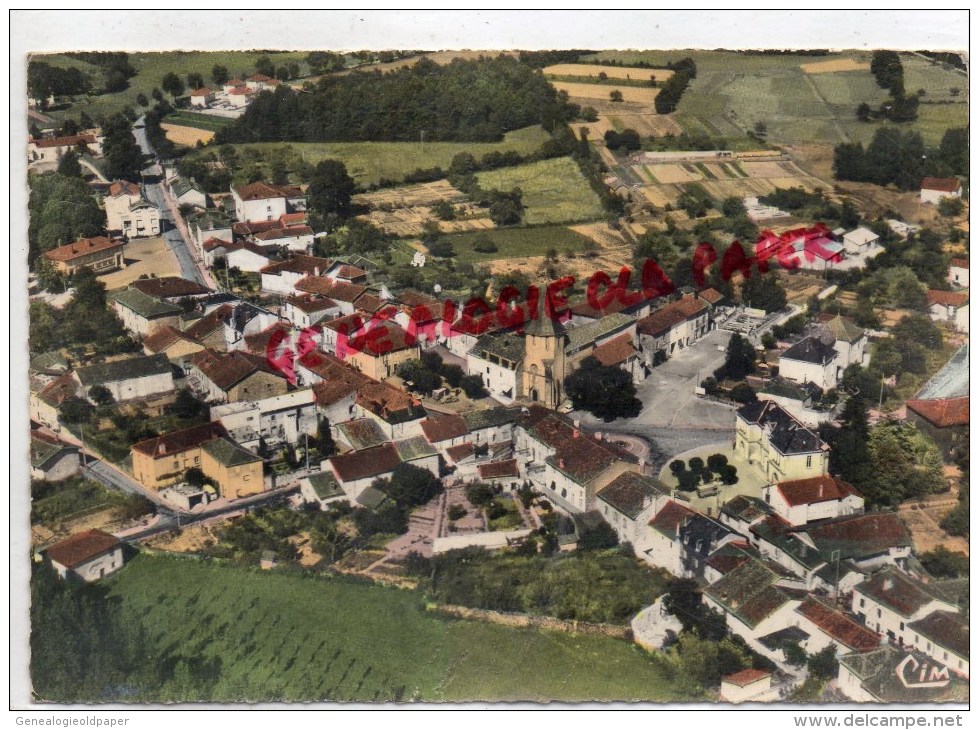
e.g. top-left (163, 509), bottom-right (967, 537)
top-left (438, 225), bottom-right (595, 265)
top-left (36, 51), bottom-right (309, 123)
top-left (475, 157), bottom-right (606, 225)
top-left (163, 111), bottom-right (234, 132)
top-left (584, 50), bottom-right (967, 146)
top-left (103, 554), bottom-right (692, 703)
top-left (210, 125), bottom-right (552, 186)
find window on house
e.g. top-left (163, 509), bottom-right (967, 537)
top-left (244, 474), bottom-right (251, 481)
top-left (927, 642), bottom-right (931, 651)
top-left (859, 598), bottom-right (865, 608)
top-left (944, 652), bottom-right (948, 660)
top-left (877, 609), bottom-right (882, 618)
top-left (806, 455), bottom-right (812, 468)
top-left (900, 622), bottom-right (904, 631)
top-left (194, 456), bottom-right (200, 465)
top-left (561, 488), bottom-right (567, 498)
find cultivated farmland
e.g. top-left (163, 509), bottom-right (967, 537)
top-left (475, 156), bottom-right (606, 225)
top-left (217, 125), bottom-right (552, 187)
top-left (438, 225), bottom-right (596, 266)
top-left (544, 63), bottom-right (675, 82)
top-left (551, 80), bottom-right (658, 105)
top-left (584, 50), bottom-right (967, 146)
top-left (104, 554), bottom-right (692, 702)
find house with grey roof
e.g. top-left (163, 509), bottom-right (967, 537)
top-left (778, 335), bottom-right (840, 391)
top-left (838, 644), bottom-right (969, 703)
top-left (595, 471), bottom-right (670, 546)
top-left (109, 287), bottom-right (183, 337)
top-left (300, 472), bottom-right (348, 510)
top-left (735, 400), bottom-right (830, 483)
top-left (30, 432), bottom-right (81, 482)
top-left (73, 353), bottom-right (174, 403)
top-left (170, 176), bottom-right (208, 209)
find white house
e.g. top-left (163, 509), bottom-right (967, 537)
top-left (947, 258), bottom-right (969, 289)
top-left (45, 529), bottom-right (124, 583)
top-left (906, 610), bottom-right (970, 679)
top-left (104, 180), bottom-right (161, 237)
top-left (926, 289), bottom-right (969, 333)
top-left (778, 336), bottom-right (841, 391)
top-left (188, 210), bottom-right (234, 259)
top-left (920, 177), bottom-right (962, 205)
top-left (461, 407), bottom-right (518, 448)
top-left (260, 254), bottom-right (334, 296)
top-left (595, 471), bottom-right (669, 546)
top-left (636, 295), bottom-right (710, 363)
top-left (189, 87), bottom-right (215, 107)
top-left (720, 669), bottom-right (775, 704)
top-left (210, 388), bottom-right (318, 451)
top-left (28, 132), bottom-right (103, 166)
top-left (817, 314), bottom-right (868, 369)
top-left (282, 295), bottom-right (341, 329)
top-left (171, 177), bottom-right (208, 209)
top-left (253, 226), bottom-right (315, 253)
top-left (466, 331), bottom-right (524, 404)
top-left (841, 227), bottom-right (880, 255)
top-left (794, 596), bottom-right (880, 657)
top-left (73, 353), bottom-right (175, 403)
top-left (852, 568), bottom-right (959, 648)
top-left (224, 241), bottom-right (272, 273)
top-left (109, 288), bottom-right (183, 337)
top-left (226, 86), bottom-right (255, 108)
top-left (702, 558), bottom-right (805, 658)
top-left (761, 475), bottom-right (864, 527)
top-left (838, 645), bottom-right (969, 704)
top-left (323, 442), bottom-right (402, 500)
top-left (231, 181), bottom-right (307, 224)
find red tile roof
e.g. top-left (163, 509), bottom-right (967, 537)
top-left (260, 254), bottom-right (333, 276)
top-left (46, 529), bottom-right (120, 569)
top-left (286, 295), bottom-right (338, 314)
top-left (591, 332), bottom-right (638, 367)
top-left (253, 225), bottom-right (313, 242)
top-left (926, 289), bottom-right (968, 308)
top-left (648, 499), bottom-right (697, 536)
top-left (332, 264), bottom-right (367, 280)
top-left (699, 287), bottom-right (725, 304)
top-left (395, 290), bottom-right (439, 309)
top-left (132, 421), bottom-right (229, 458)
top-left (225, 240), bottom-right (271, 258)
top-left (477, 459), bottom-right (520, 480)
top-left (190, 87), bottom-right (214, 96)
top-left (949, 258), bottom-right (969, 269)
top-left (182, 304), bottom-right (234, 341)
top-left (906, 396), bottom-right (969, 428)
top-left (142, 325), bottom-right (199, 354)
top-left (233, 181), bottom-right (303, 202)
top-left (921, 177), bottom-right (961, 193)
top-left (445, 443), bottom-right (475, 462)
top-left (520, 406), bottom-right (636, 484)
top-left (775, 475), bottom-right (862, 507)
top-left (637, 297), bottom-right (707, 336)
top-left (203, 237), bottom-right (232, 251)
top-left (279, 212), bottom-right (307, 227)
top-left (329, 443), bottom-right (401, 483)
top-left (722, 668), bottom-right (771, 687)
top-left (37, 372), bottom-right (80, 407)
top-left (192, 348), bottom-right (284, 391)
top-left (228, 87), bottom-right (253, 96)
top-left (132, 276), bottom-right (210, 299)
top-left (233, 219), bottom-right (283, 236)
top-left (43, 237), bottom-right (122, 263)
top-left (355, 381), bottom-right (420, 420)
top-left (243, 322), bottom-right (294, 355)
top-left (420, 413), bottom-right (469, 444)
top-left (300, 350), bottom-right (369, 406)
top-left (296, 276), bottom-right (366, 302)
top-left (797, 597), bottom-right (880, 652)
top-left (248, 74), bottom-right (274, 83)
top-left (31, 133), bottom-right (97, 149)
top-left (347, 321), bottom-right (416, 357)
top-left (108, 180), bottom-right (140, 197)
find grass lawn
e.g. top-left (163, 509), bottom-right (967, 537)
top-left (584, 50), bottom-right (967, 147)
top-left (163, 111), bottom-right (235, 132)
top-left (217, 126), bottom-right (552, 186)
top-left (475, 157), bottom-right (606, 225)
top-left (37, 51), bottom-right (310, 124)
top-left (103, 553), bottom-right (692, 703)
top-left (440, 226), bottom-right (595, 266)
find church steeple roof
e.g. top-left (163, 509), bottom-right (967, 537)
top-left (524, 293), bottom-right (566, 339)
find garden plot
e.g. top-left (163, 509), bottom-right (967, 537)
top-left (161, 123), bottom-right (215, 146)
top-left (353, 179), bottom-right (466, 209)
top-left (359, 206), bottom-right (494, 238)
top-left (552, 81), bottom-right (659, 105)
top-left (800, 58), bottom-right (870, 74)
top-left (544, 63), bottom-right (674, 82)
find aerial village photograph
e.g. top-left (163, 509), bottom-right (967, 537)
top-left (13, 9), bottom-right (971, 713)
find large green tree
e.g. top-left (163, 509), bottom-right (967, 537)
top-left (28, 172), bottom-right (105, 265)
top-left (161, 71), bottom-right (185, 99)
top-left (564, 356), bottom-right (642, 422)
top-left (308, 159), bottom-right (356, 219)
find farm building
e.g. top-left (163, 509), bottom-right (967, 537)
top-left (925, 289), bottom-right (969, 333)
top-left (110, 287), bottom-right (183, 337)
top-left (948, 258), bottom-right (969, 288)
top-left (920, 177), bottom-right (962, 205)
top-left (30, 431), bottom-right (81, 482)
top-left (45, 529), bottom-right (124, 583)
top-left (73, 353), bottom-right (175, 403)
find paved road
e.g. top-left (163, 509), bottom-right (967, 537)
top-left (132, 118), bottom-right (205, 285)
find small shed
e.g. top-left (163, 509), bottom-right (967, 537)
top-left (720, 668), bottom-right (773, 703)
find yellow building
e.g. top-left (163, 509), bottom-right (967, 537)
top-left (131, 422), bottom-right (263, 498)
top-left (734, 401), bottom-right (829, 483)
top-left (43, 236), bottom-right (124, 276)
top-left (522, 305), bottom-right (567, 409)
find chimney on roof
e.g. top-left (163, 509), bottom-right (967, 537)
top-left (559, 458), bottom-right (565, 469)
top-left (158, 444), bottom-right (167, 455)
top-left (573, 419), bottom-right (580, 429)
top-left (594, 431), bottom-right (602, 441)
top-left (882, 577), bottom-right (894, 591)
top-left (314, 266), bottom-right (320, 277)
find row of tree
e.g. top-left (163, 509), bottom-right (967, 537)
top-left (653, 57), bottom-right (697, 114)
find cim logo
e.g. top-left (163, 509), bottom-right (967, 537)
top-left (895, 653), bottom-right (951, 689)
